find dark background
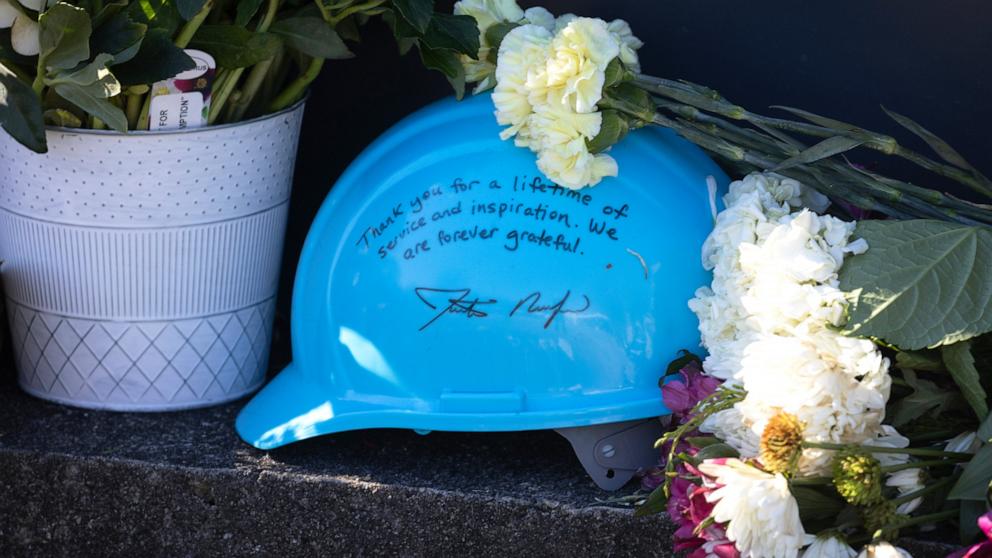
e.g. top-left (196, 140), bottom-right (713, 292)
top-left (274, 0), bottom-right (991, 358)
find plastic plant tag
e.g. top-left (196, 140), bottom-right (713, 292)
top-left (148, 49), bottom-right (216, 131)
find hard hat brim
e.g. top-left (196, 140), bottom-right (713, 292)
top-left (236, 362), bottom-right (668, 450)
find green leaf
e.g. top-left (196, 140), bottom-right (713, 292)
top-left (175, 0), bottom-right (207, 20)
top-left (949, 443), bottom-right (992, 501)
top-left (633, 485), bottom-right (668, 517)
top-left (189, 25), bottom-right (282, 68)
top-left (790, 486), bottom-right (846, 524)
top-left (772, 135), bottom-right (864, 172)
top-left (979, 411), bottom-right (992, 442)
top-left (91, 13), bottom-right (147, 66)
top-left (39, 3), bottom-right (92, 71)
top-left (484, 21), bottom-right (517, 62)
top-left (685, 436), bottom-right (720, 449)
top-left (586, 109), bottom-right (629, 154)
top-left (664, 350), bottom-right (702, 377)
top-left (128, 0), bottom-right (183, 34)
top-left (0, 62), bottom-right (46, 153)
top-left (881, 105), bottom-right (975, 172)
top-left (692, 443), bottom-right (739, 461)
top-left (382, 9), bottom-right (419, 54)
top-left (235, 0), bottom-right (264, 26)
top-left (92, 1), bottom-right (129, 28)
top-left (603, 57), bottom-right (626, 88)
top-left (269, 17), bottom-right (353, 60)
top-left (391, 0), bottom-right (433, 34)
top-left (889, 369), bottom-right (957, 427)
top-left (112, 28), bottom-right (195, 85)
top-left (944, 341), bottom-right (990, 420)
top-left (43, 108), bottom-right (83, 128)
top-left (895, 350), bottom-right (944, 372)
top-left (960, 499), bottom-right (988, 544)
top-left (840, 220), bottom-right (992, 350)
top-left (421, 13), bottom-right (479, 59)
top-left (419, 44), bottom-right (464, 99)
top-left (771, 105), bottom-right (861, 132)
top-left (46, 54), bottom-right (118, 87)
top-left (52, 75), bottom-right (127, 133)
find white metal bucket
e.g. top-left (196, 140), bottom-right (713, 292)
top-left (0, 102), bottom-right (305, 410)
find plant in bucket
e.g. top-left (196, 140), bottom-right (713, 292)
top-left (447, 1), bottom-right (992, 557)
top-left (0, 0), bottom-right (481, 409)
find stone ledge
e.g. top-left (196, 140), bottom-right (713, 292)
top-left (0, 377), bottom-right (958, 557)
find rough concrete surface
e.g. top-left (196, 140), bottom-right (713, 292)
top-left (0, 374), bottom-right (958, 557)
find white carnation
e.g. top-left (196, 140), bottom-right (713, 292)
top-left (523, 6), bottom-right (555, 31)
top-left (492, 24), bottom-right (553, 147)
top-left (454, 0), bottom-right (526, 92)
top-left (607, 19), bottom-right (643, 72)
top-left (802, 535), bottom-right (857, 558)
top-left (543, 17), bottom-right (619, 113)
top-left (529, 102), bottom-right (617, 188)
top-left (856, 542), bottom-right (913, 558)
top-left (698, 459), bottom-right (813, 558)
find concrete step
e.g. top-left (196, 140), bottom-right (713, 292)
top-left (0, 376), bottom-right (957, 557)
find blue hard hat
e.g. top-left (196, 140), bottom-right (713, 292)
top-left (236, 93), bottom-right (727, 489)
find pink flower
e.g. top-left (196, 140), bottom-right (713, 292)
top-left (666, 465), bottom-right (740, 558)
top-left (949, 512), bottom-right (992, 558)
top-left (662, 362), bottom-right (722, 421)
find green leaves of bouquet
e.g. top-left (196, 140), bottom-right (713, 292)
top-left (0, 0), bottom-right (478, 153)
top-left (383, 0), bottom-right (479, 98)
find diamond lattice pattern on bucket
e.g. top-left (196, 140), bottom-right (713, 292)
top-left (9, 300), bottom-right (275, 408)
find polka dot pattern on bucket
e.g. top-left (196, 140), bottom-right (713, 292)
top-left (0, 105), bottom-right (305, 228)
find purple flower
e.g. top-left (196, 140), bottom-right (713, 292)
top-left (949, 512), bottom-right (992, 558)
top-left (662, 362), bottom-right (722, 421)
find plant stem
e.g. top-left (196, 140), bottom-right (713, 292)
top-left (890, 475), bottom-right (958, 506)
top-left (209, 68), bottom-right (245, 124)
top-left (175, 0), bottom-right (214, 48)
top-left (257, 0), bottom-right (280, 31)
top-left (269, 58), bottom-right (322, 111)
top-left (126, 92), bottom-right (143, 129)
top-left (892, 509), bottom-right (958, 530)
top-left (634, 74), bottom-right (992, 200)
top-left (881, 459), bottom-right (960, 474)
top-left (32, 55), bottom-right (46, 96)
top-left (788, 477), bottom-right (833, 486)
top-left (226, 57), bottom-right (274, 122)
top-left (804, 441), bottom-right (973, 461)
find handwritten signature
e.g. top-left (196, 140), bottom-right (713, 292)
top-left (414, 287), bottom-right (590, 331)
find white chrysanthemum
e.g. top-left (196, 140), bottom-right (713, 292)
top-left (698, 459), bottom-right (813, 558)
top-left (945, 431), bottom-right (981, 454)
top-left (0, 0), bottom-right (40, 56)
top-left (606, 19), bottom-right (642, 72)
top-left (700, 406), bottom-right (760, 457)
top-left (802, 534), bottom-right (857, 558)
top-left (492, 24), bottom-right (553, 146)
top-left (542, 17), bottom-right (619, 113)
top-left (454, 0), bottom-right (526, 91)
top-left (886, 468), bottom-right (925, 514)
top-left (855, 542), bottom-right (913, 558)
top-left (689, 172), bottom-right (901, 475)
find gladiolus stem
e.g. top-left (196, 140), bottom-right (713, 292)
top-left (804, 441), bottom-right (973, 461)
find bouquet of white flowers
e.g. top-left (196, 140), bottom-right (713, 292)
top-left (451, 2), bottom-right (992, 557)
